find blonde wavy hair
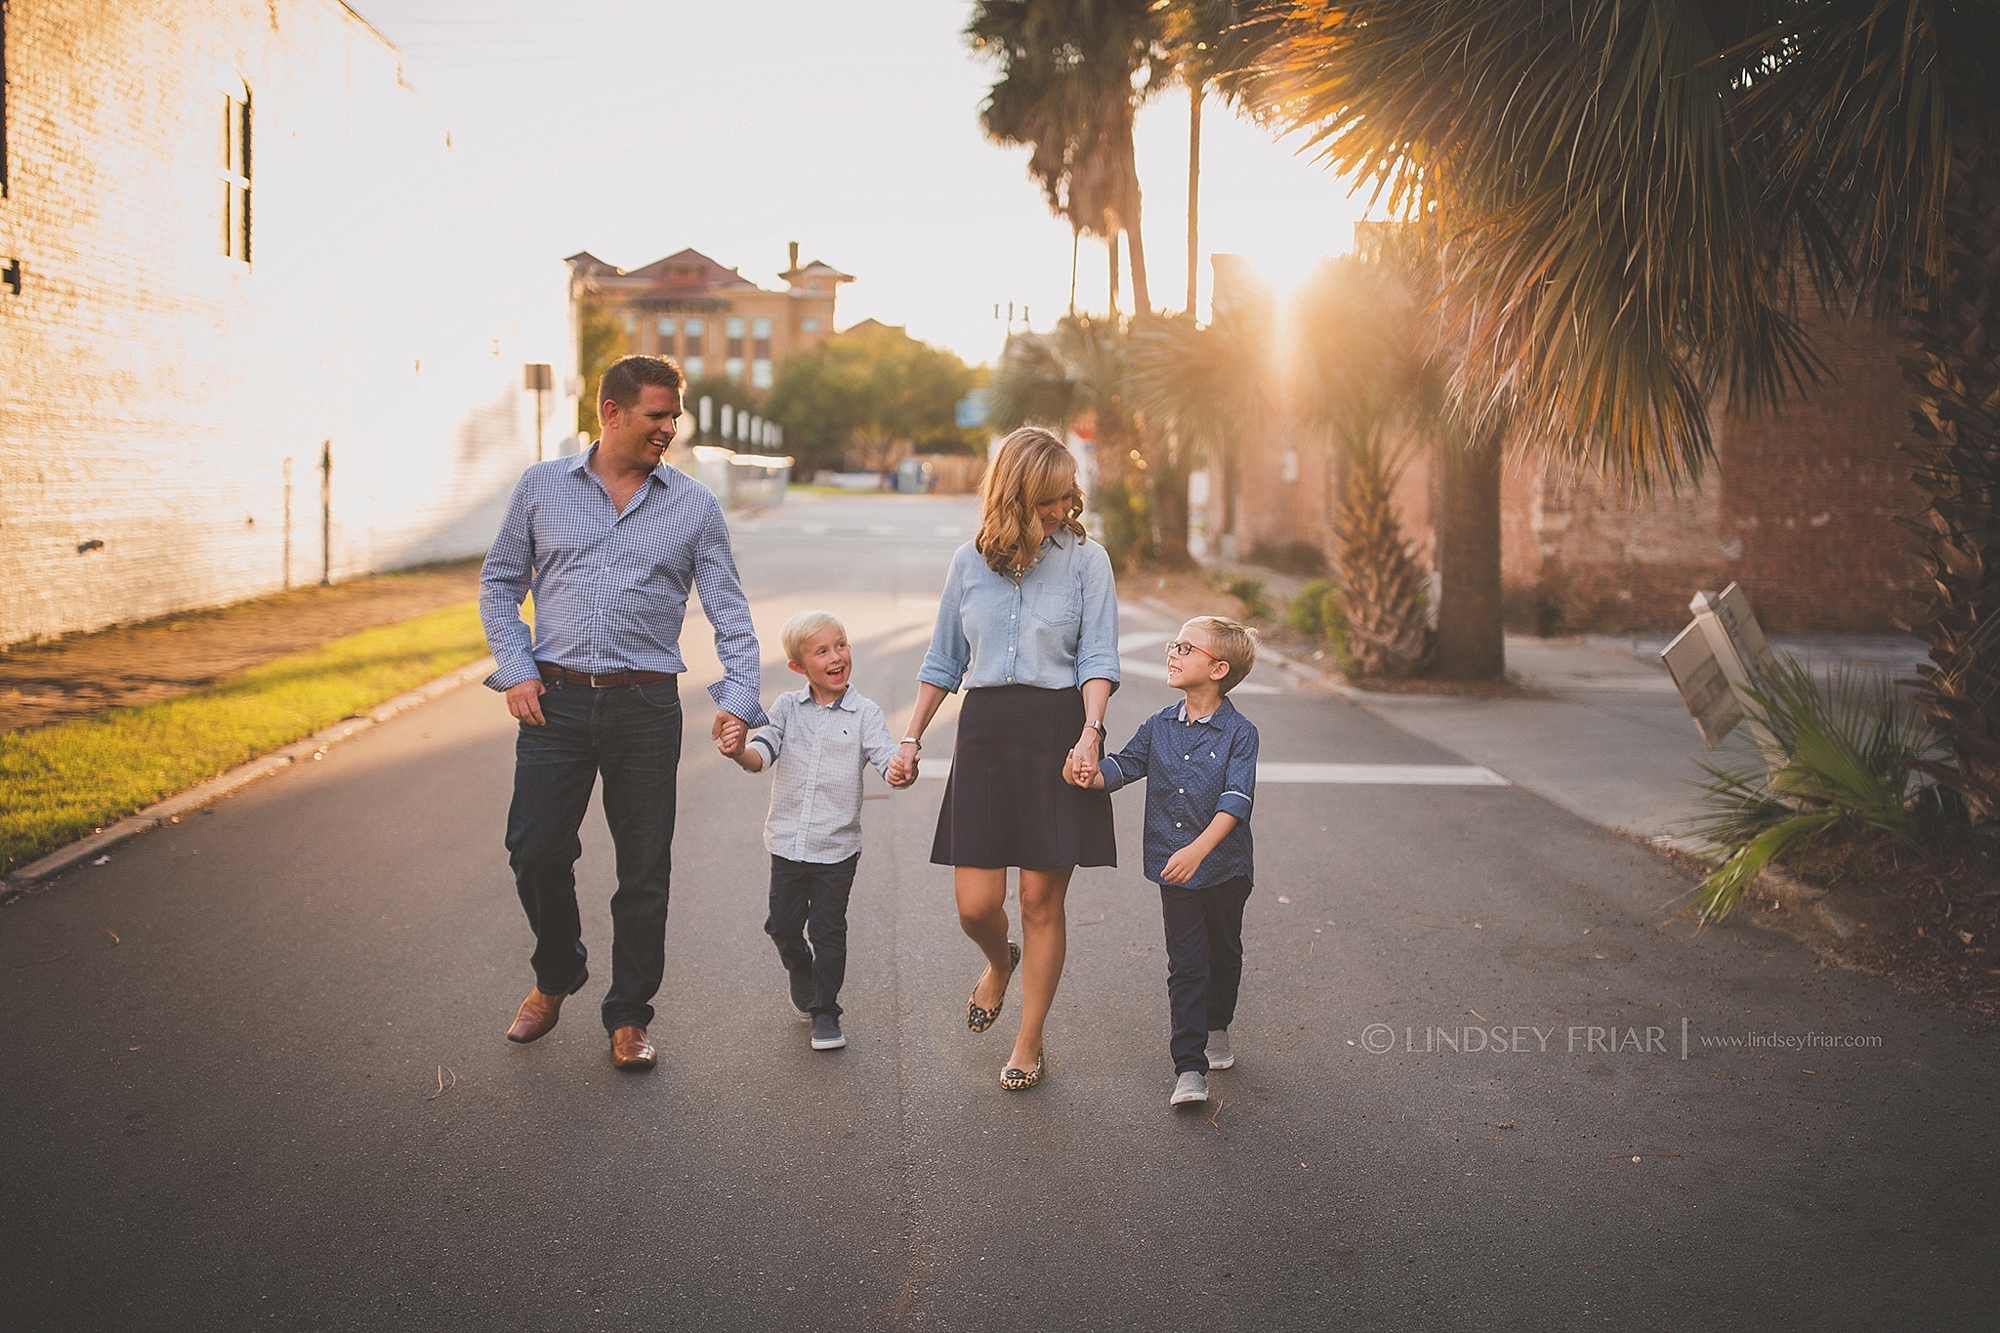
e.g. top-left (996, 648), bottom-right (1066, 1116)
top-left (976, 426), bottom-right (1086, 575)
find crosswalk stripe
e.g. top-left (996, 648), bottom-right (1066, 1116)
top-left (914, 761), bottom-right (1506, 786)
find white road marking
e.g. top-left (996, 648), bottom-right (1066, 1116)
top-left (1256, 763), bottom-right (1507, 785)
top-left (868, 524), bottom-right (896, 536)
top-left (1120, 656), bottom-right (1280, 694)
top-left (1119, 630), bottom-right (1171, 652)
top-left (934, 525), bottom-right (964, 537)
top-left (918, 760), bottom-right (1505, 786)
top-left (799, 523), bottom-right (828, 534)
top-left (898, 597), bottom-right (940, 609)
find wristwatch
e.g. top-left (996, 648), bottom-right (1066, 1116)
top-left (1084, 720), bottom-right (1106, 741)
top-left (901, 735), bottom-right (922, 750)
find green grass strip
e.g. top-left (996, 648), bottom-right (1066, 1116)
top-left (1, 601), bottom-right (490, 873)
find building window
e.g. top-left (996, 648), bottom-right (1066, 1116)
top-left (221, 86), bottom-right (252, 262)
top-left (752, 360), bottom-right (772, 389)
top-left (751, 317), bottom-right (772, 360)
top-left (685, 356), bottom-right (705, 379)
top-left (801, 317), bottom-right (820, 333)
top-left (725, 316), bottom-right (745, 381)
top-left (657, 317), bottom-right (676, 338)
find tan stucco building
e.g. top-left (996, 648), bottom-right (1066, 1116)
top-left (567, 243), bottom-right (852, 390)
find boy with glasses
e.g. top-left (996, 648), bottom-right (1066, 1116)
top-left (1065, 616), bottom-right (1261, 1107)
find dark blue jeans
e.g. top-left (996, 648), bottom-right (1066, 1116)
top-left (505, 676), bottom-right (682, 1034)
top-left (1159, 875), bottom-right (1253, 1074)
top-left (766, 853), bottom-right (860, 1017)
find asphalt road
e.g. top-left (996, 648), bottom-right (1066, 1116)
top-left (3, 493), bottom-right (1994, 1332)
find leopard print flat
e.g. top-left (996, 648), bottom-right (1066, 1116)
top-left (965, 941), bottom-right (1021, 1033)
top-left (1000, 1051), bottom-right (1045, 1090)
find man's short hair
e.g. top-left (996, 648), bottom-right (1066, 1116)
top-left (781, 609), bottom-right (844, 664)
top-left (1190, 615), bottom-right (1260, 693)
top-left (599, 354), bottom-right (684, 410)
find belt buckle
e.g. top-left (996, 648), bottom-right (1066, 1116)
top-left (589, 673), bottom-right (607, 688)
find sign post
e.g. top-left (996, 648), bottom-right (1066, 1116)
top-left (1661, 582), bottom-right (1781, 756)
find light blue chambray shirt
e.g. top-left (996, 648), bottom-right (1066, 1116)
top-left (478, 449), bottom-right (768, 727)
top-left (748, 686), bottom-right (900, 863)
top-left (918, 527), bottom-right (1120, 694)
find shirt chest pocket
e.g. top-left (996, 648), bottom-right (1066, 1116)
top-left (1029, 579), bottom-right (1081, 629)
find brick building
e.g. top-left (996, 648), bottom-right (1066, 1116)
top-left (0, 0), bottom-right (574, 648)
top-left (569, 243), bottom-right (852, 390)
top-left (1214, 259), bottom-right (1922, 636)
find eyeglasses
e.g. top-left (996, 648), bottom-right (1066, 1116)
top-left (1166, 640), bottom-right (1219, 661)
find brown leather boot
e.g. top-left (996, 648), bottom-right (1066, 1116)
top-left (505, 968), bottom-right (587, 1044)
top-left (610, 1025), bottom-right (657, 1070)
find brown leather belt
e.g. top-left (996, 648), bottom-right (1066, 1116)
top-left (538, 663), bottom-right (676, 688)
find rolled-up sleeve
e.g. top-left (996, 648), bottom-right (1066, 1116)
top-left (479, 473), bottom-right (541, 691)
top-left (747, 696), bottom-right (787, 768)
top-left (1217, 720), bottom-right (1258, 822)
top-left (692, 502), bottom-right (769, 727)
top-left (1100, 717), bottom-right (1152, 794)
top-left (1073, 542), bottom-right (1121, 689)
top-left (917, 551), bottom-right (972, 693)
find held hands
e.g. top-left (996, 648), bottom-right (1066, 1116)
top-left (1061, 751), bottom-right (1106, 789)
top-left (886, 742), bottom-right (920, 788)
top-left (1067, 727), bottom-right (1102, 787)
top-left (506, 679), bottom-right (548, 727)
top-left (712, 710), bottom-right (748, 757)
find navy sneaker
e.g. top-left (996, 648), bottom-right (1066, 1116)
top-left (788, 965), bottom-right (814, 1021)
top-left (810, 1013), bottom-right (846, 1050)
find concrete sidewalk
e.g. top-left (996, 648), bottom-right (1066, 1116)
top-left (1318, 631), bottom-right (1929, 850)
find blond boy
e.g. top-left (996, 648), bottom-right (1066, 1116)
top-left (1067, 616), bottom-right (1261, 1106)
top-left (723, 610), bottom-right (911, 1050)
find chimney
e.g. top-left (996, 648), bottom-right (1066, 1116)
top-left (789, 241), bottom-right (800, 273)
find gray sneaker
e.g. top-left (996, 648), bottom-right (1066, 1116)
top-left (810, 1012), bottom-right (847, 1050)
top-left (1204, 1027), bottom-right (1235, 1070)
top-left (1170, 1070), bottom-right (1209, 1105)
top-left (787, 965), bottom-right (815, 1021)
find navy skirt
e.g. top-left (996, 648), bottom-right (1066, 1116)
top-left (930, 685), bottom-right (1117, 870)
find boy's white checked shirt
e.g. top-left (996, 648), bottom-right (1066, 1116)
top-left (749, 687), bottom-right (899, 863)
top-left (478, 450), bottom-right (767, 726)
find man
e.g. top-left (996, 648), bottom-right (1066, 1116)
top-left (479, 354), bottom-right (765, 1071)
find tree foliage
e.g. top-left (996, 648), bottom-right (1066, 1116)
top-left (575, 304), bottom-right (629, 437)
top-left (764, 324), bottom-right (983, 475)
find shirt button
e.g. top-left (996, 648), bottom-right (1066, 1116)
top-left (1184, 755), bottom-right (1190, 760)
top-left (1176, 822), bottom-right (1183, 828)
top-left (1178, 788), bottom-right (1184, 794)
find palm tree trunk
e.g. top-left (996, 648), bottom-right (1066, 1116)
top-left (1186, 81), bottom-right (1203, 317)
top-left (1902, 107), bottom-right (2000, 822)
top-left (1125, 206), bottom-right (1152, 317)
top-left (1108, 232), bottom-right (1121, 319)
top-left (1433, 422), bottom-right (1506, 680)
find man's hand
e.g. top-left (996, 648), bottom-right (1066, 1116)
top-left (506, 679), bottom-right (548, 726)
top-left (1161, 844), bottom-right (1207, 885)
top-left (713, 711), bottom-right (748, 757)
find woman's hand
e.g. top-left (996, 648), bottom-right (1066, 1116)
top-left (888, 739), bottom-right (921, 787)
top-left (1068, 727), bottom-right (1101, 787)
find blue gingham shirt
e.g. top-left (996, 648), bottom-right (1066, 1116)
top-left (479, 449), bottom-right (768, 726)
top-left (748, 686), bottom-right (899, 863)
top-left (1101, 698), bottom-right (1258, 888)
top-left (917, 528), bottom-right (1120, 693)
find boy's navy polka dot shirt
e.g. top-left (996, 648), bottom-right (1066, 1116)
top-left (1100, 696), bottom-right (1258, 888)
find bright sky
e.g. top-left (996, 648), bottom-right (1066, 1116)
top-left (353, 0), bottom-right (1372, 367)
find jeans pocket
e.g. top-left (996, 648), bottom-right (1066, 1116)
top-left (633, 678), bottom-right (681, 711)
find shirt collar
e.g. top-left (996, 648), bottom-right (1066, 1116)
top-left (568, 443), bottom-right (674, 487)
top-left (796, 685), bottom-right (858, 712)
top-left (1174, 696), bottom-right (1237, 727)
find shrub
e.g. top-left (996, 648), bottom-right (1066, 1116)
top-left (1225, 576), bottom-right (1276, 622)
top-left (1093, 478), bottom-right (1156, 571)
top-left (1682, 656), bottom-right (1946, 923)
top-left (1287, 578), bottom-right (1338, 637)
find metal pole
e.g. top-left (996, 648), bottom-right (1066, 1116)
top-left (319, 441), bottom-right (332, 586)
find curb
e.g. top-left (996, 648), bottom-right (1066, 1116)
top-left (2, 655), bottom-right (496, 898)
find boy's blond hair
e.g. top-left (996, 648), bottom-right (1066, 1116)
top-left (781, 609), bottom-right (845, 664)
top-left (1189, 615), bottom-right (1260, 694)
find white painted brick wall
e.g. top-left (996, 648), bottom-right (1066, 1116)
top-left (0, 0), bottom-right (575, 646)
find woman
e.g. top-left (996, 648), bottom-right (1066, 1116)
top-left (895, 426), bottom-right (1119, 1089)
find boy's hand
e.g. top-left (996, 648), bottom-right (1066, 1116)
top-left (713, 711), bottom-right (747, 757)
top-left (1161, 845), bottom-right (1206, 885)
top-left (886, 754), bottom-right (917, 788)
top-left (1061, 753), bottom-right (1079, 786)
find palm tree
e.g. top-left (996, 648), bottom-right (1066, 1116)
top-left (968, 0), bottom-right (1165, 315)
top-left (990, 315), bottom-right (1151, 539)
top-left (1250, 1), bottom-right (2000, 789)
top-left (1125, 278), bottom-right (1283, 564)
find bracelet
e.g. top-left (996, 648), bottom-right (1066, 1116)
top-left (900, 736), bottom-right (921, 750)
